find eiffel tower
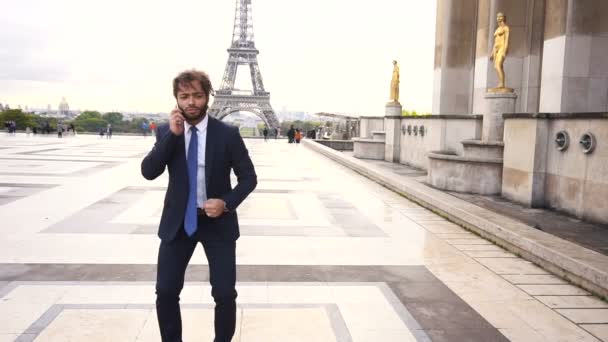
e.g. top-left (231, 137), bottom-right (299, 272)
top-left (209, 0), bottom-right (279, 128)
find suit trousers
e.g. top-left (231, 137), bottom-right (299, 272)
top-left (156, 226), bottom-right (237, 342)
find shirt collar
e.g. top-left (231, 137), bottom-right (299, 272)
top-left (184, 114), bottom-right (208, 133)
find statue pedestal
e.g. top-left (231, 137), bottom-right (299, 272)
top-left (385, 101), bottom-right (402, 116)
top-left (384, 102), bottom-right (402, 162)
top-left (482, 92), bottom-right (517, 142)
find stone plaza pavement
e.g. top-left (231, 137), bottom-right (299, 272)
top-left (0, 133), bottom-right (607, 342)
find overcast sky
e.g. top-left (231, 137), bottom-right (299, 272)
top-left (0, 0), bottom-right (437, 116)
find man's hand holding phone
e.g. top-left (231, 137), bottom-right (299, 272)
top-left (169, 106), bottom-right (186, 136)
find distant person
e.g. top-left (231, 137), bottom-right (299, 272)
top-left (274, 127), bottom-right (279, 140)
top-left (99, 127), bottom-right (105, 138)
top-left (141, 69), bottom-right (256, 342)
top-left (106, 123), bottom-right (113, 139)
top-left (287, 125), bottom-right (295, 143)
top-left (142, 122), bottom-right (149, 137)
top-left (150, 121), bottom-right (157, 135)
top-left (262, 127), bottom-right (268, 142)
top-left (69, 123), bottom-right (76, 136)
top-left (295, 128), bottom-right (302, 144)
top-left (57, 124), bottom-right (63, 138)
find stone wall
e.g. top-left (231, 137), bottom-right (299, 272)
top-left (353, 139), bottom-right (385, 160)
top-left (313, 140), bottom-right (354, 151)
top-left (359, 117), bottom-right (385, 138)
top-left (398, 115), bottom-right (482, 170)
top-left (539, 0), bottom-right (608, 113)
top-left (502, 113), bottom-right (608, 224)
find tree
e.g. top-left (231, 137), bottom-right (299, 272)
top-left (126, 117), bottom-right (150, 133)
top-left (402, 110), bottom-right (418, 116)
top-left (76, 111), bottom-right (102, 120)
top-left (0, 109), bottom-right (36, 129)
top-left (73, 111), bottom-right (106, 132)
top-left (402, 110), bottom-right (430, 116)
top-left (75, 118), bottom-right (107, 132)
top-left (102, 112), bottom-right (123, 126)
top-left (38, 117), bottom-right (58, 131)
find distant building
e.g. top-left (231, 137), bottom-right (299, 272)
top-left (58, 97), bottom-right (70, 116)
top-left (122, 112), bottom-right (164, 122)
top-left (275, 109), bottom-right (315, 122)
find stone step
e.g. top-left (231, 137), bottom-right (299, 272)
top-left (371, 130), bottom-right (386, 141)
top-left (352, 138), bottom-right (385, 160)
top-left (462, 139), bottom-right (504, 159)
top-left (427, 151), bottom-right (503, 195)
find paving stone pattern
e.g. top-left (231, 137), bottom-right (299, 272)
top-left (0, 133), bottom-right (606, 341)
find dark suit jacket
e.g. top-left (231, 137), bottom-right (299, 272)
top-left (141, 116), bottom-right (257, 241)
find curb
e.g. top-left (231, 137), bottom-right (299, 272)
top-left (303, 139), bottom-right (608, 299)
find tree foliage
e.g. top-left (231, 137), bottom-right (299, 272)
top-left (77, 111), bottom-right (102, 120)
top-left (402, 110), bottom-right (431, 116)
top-left (73, 111), bottom-right (106, 132)
top-left (102, 112), bottom-right (123, 126)
top-left (0, 109), bottom-right (37, 129)
top-left (1, 107), bottom-right (163, 134)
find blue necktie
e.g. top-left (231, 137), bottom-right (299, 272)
top-left (184, 126), bottom-right (198, 236)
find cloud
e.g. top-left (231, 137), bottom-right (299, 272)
top-left (0, 11), bottom-right (71, 82)
top-left (0, 56), bottom-right (71, 82)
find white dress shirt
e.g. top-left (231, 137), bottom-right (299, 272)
top-left (184, 115), bottom-right (208, 208)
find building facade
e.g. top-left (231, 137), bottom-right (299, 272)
top-left (433, 0), bottom-right (608, 115)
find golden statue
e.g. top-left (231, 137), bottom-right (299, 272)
top-left (489, 12), bottom-right (513, 93)
top-left (389, 60), bottom-right (400, 103)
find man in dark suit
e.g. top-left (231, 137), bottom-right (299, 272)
top-left (141, 69), bottom-right (257, 342)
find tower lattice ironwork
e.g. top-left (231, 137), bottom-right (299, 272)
top-left (208, 0), bottom-right (279, 128)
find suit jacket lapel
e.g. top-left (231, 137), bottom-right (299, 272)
top-left (204, 116), bottom-right (216, 190)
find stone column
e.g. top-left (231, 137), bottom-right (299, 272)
top-left (384, 102), bottom-right (402, 163)
top-left (432, 0), bottom-right (478, 114)
top-left (539, 0), bottom-right (608, 112)
top-left (359, 118), bottom-right (369, 138)
top-left (502, 115), bottom-right (549, 207)
top-left (482, 92), bottom-right (517, 142)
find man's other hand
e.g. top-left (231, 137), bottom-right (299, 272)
top-left (203, 199), bottom-right (227, 218)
